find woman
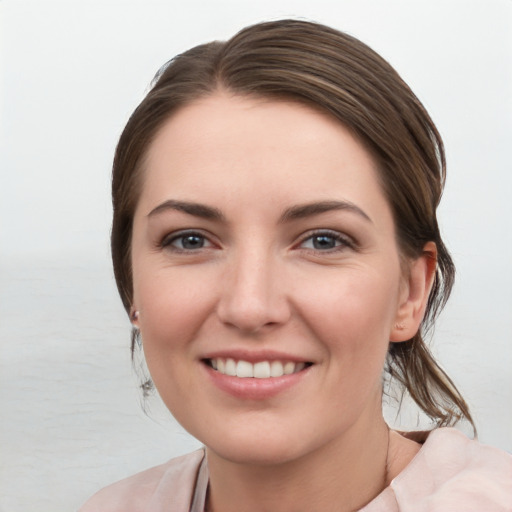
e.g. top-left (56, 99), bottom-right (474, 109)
top-left (81, 19), bottom-right (511, 511)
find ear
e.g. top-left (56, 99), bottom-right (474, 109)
top-left (390, 242), bottom-right (437, 342)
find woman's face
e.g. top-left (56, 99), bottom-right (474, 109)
top-left (131, 93), bottom-right (414, 464)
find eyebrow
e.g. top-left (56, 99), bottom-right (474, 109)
top-left (147, 199), bottom-right (372, 224)
top-left (147, 200), bottom-right (225, 221)
top-left (279, 200), bottom-right (372, 223)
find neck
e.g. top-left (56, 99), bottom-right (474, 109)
top-left (206, 417), bottom-right (391, 512)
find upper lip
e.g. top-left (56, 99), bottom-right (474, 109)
top-left (201, 349), bottom-right (313, 364)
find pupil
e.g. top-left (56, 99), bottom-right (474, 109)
top-left (313, 235), bottom-right (335, 249)
top-left (182, 235), bottom-right (203, 249)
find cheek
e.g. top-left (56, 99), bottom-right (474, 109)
top-left (296, 266), bottom-right (400, 358)
top-left (136, 277), bottom-right (210, 348)
top-left (135, 278), bottom-right (207, 407)
top-left (132, 265), bottom-right (199, 364)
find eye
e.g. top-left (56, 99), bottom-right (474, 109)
top-left (162, 231), bottom-right (213, 251)
top-left (298, 230), bottom-right (353, 251)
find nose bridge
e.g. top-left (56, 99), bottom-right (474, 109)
top-left (217, 240), bottom-right (289, 332)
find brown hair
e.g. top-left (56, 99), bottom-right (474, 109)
top-left (111, 19), bottom-right (474, 431)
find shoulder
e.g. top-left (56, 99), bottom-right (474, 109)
top-left (391, 428), bottom-right (512, 511)
top-left (79, 449), bottom-right (206, 512)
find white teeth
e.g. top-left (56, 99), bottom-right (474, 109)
top-left (225, 358), bottom-right (237, 376)
top-left (253, 361), bottom-right (271, 379)
top-left (236, 360), bottom-right (253, 378)
top-left (209, 358), bottom-right (308, 378)
top-left (283, 361), bottom-right (295, 375)
top-left (270, 360), bottom-right (284, 377)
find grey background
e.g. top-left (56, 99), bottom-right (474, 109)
top-left (1, 1), bottom-right (511, 510)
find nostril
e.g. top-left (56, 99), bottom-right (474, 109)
top-left (216, 295), bottom-right (291, 334)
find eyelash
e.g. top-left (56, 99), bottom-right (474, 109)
top-left (297, 229), bottom-right (356, 252)
top-left (160, 229), bottom-right (355, 254)
top-left (160, 230), bottom-right (213, 252)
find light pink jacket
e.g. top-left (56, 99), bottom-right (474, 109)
top-left (80, 428), bottom-right (512, 511)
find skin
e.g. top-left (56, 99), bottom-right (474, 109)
top-left (130, 92), bottom-right (436, 512)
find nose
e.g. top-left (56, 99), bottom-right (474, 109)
top-left (216, 248), bottom-right (291, 334)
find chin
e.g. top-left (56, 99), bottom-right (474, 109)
top-left (208, 439), bottom-right (305, 467)
top-left (200, 420), bottom-right (330, 467)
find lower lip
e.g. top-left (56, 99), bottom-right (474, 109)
top-left (202, 363), bottom-right (311, 400)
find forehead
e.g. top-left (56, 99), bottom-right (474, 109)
top-left (138, 92), bottom-right (392, 226)
top-left (148, 93), bottom-right (367, 161)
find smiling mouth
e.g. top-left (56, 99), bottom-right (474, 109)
top-left (205, 358), bottom-right (312, 378)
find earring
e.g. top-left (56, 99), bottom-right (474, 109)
top-left (131, 310), bottom-right (139, 328)
top-left (395, 322), bottom-right (405, 330)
